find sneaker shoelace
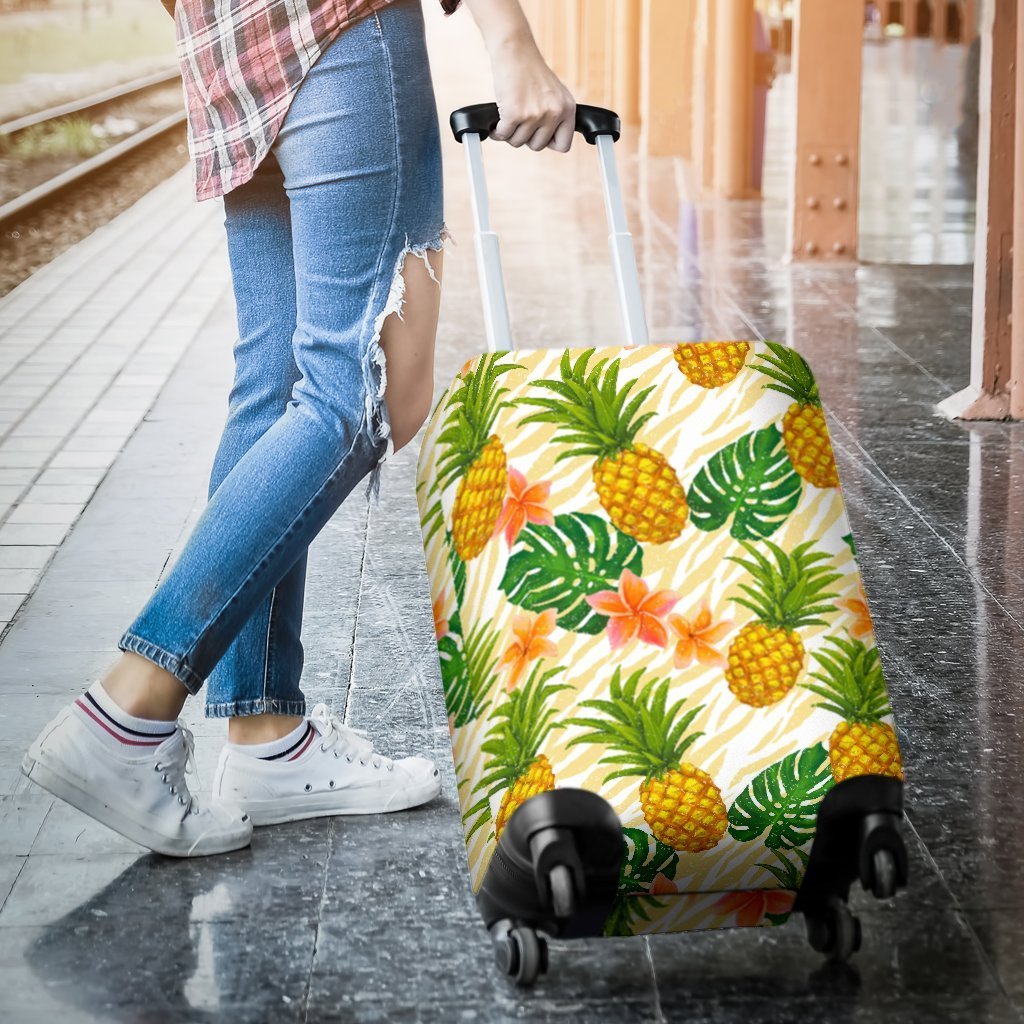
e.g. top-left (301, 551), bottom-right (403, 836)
top-left (308, 703), bottom-right (394, 772)
top-left (154, 723), bottom-right (200, 818)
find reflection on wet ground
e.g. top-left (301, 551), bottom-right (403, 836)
top-left (1, 28), bottom-right (1020, 1024)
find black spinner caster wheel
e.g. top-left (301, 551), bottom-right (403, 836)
top-left (548, 864), bottom-right (577, 920)
top-left (865, 847), bottom-right (899, 900)
top-left (805, 897), bottom-right (863, 964)
top-left (494, 926), bottom-right (548, 987)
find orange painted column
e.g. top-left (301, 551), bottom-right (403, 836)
top-left (562, 1), bottom-right (582, 90)
top-left (962, 0), bottom-right (978, 43)
top-left (713, 0), bottom-right (756, 197)
top-left (692, 0), bottom-right (717, 189)
top-left (612, 0), bottom-right (642, 124)
top-left (961, 0), bottom-right (978, 44)
top-left (938, 0), bottom-right (1018, 420)
top-left (790, 0), bottom-right (863, 260)
top-left (640, 0), bottom-right (696, 157)
top-left (579, 0), bottom-right (611, 105)
top-left (547, 1), bottom-right (570, 81)
top-left (1011, 0), bottom-right (1024, 419)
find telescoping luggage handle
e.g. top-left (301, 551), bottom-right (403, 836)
top-left (451, 102), bottom-right (649, 352)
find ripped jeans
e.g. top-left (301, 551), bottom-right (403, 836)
top-left (117, 0), bottom-right (444, 717)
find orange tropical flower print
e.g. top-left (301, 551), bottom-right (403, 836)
top-left (497, 609), bottom-right (559, 690)
top-left (713, 889), bottom-right (796, 927)
top-left (432, 590), bottom-right (449, 640)
top-left (838, 582), bottom-right (874, 640)
top-left (668, 598), bottom-right (734, 670)
top-left (651, 873), bottom-right (678, 896)
top-left (493, 467), bottom-right (554, 547)
top-left (585, 570), bottom-right (680, 650)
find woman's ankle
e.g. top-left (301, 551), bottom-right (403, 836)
top-left (100, 653), bottom-right (188, 721)
top-left (228, 713), bottom-right (305, 745)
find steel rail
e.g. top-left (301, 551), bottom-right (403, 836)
top-left (0, 110), bottom-right (187, 231)
top-left (0, 67), bottom-right (182, 138)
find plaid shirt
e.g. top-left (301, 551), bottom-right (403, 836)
top-left (164, 0), bottom-right (460, 201)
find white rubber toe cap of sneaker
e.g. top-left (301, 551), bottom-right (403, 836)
top-left (185, 804), bottom-right (253, 857)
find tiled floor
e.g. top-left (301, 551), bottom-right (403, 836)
top-left (1, 17), bottom-right (1021, 1024)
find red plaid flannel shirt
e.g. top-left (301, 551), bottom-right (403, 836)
top-left (164, 0), bottom-right (460, 201)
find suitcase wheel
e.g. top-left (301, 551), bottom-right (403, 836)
top-left (547, 863), bottom-right (577, 920)
top-left (804, 896), bottom-right (863, 964)
top-left (492, 922), bottom-right (548, 988)
top-left (864, 847), bottom-right (900, 900)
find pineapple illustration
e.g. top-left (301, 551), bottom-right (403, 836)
top-left (518, 349), bottom-right (688, 544)
top-left (569, 668), bottom-right (727, 853)
top-left (726, 541), bottom-right (841, 707)
top-left (673, 341), bottom-right (750, 388)
top-left (754, 341), bottom-right (839, 489)
top-left (467, 663), bottom-right (570, 841)
top-left (436, 353), bottom-right (521, 560)
top-left (804, 636), bottom-right (903, 782)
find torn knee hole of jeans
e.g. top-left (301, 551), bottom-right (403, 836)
top-left (362, 227), bottom-right (450, 503)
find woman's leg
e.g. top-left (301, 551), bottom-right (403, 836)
top-left (206, 152), bottom-right (308, 733)
top-left (103, 154), bottom-right (312, 730)
top-left (109, 0), bottom-right (445, 708)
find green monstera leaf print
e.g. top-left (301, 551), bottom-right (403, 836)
top-left (499, 512), bottom-right (643, 635)
top-left (438, 612), bottom-right (496, 729)
top-left (687, 425), bottom-right (802, 541)
top-left (728, 744), bottom-right (834, 850)
top-left (603, 827), bottom-right (680, 937)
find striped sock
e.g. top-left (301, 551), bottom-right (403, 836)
top-left (73, 682), bottom-right (177, 755)
top-left (228, 720), bottom-right (316, 762)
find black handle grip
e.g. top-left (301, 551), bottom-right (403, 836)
top-left (450, 102), bottom-right (621, 145)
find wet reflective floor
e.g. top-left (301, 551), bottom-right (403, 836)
top-left (1, 19), bottom-right (1021, 1024)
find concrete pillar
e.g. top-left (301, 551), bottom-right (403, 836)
top-left (713, 0), bottom-right (757, 198)
top-left (612, 0), bottom-right (642, 124)
top-left (938, 0), bottom-right (1018, 420)
top-left (789, 0), bottom-right (863, 260)
top-left (640, 0), bottom-right (696, 157)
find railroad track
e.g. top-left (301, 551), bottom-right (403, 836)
top-left (0, 67), bottom-right (186, 231)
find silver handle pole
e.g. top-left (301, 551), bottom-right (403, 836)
top-left (463, 133), bottom-right (513, 352)
top-left (595, 134), bottom-right (649, 346)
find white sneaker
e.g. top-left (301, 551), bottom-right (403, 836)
top-left (22, 704), bottom-right (253, 857)
top-left (212, 703), bottom-right (442, 826)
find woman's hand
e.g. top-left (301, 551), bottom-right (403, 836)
top-left (464, 0), bottom-right (576, 152)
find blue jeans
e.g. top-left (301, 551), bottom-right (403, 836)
top-left (118, 0), bottom-right (444, 717)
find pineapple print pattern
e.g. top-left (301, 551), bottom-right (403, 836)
top-left (436, 353), bottom-right (520, 560)
top-left (518, 350), bottom-right (689, 544)
top-left (673, 341), bottom-right (750, 389)
top-left (754, 342), bottom-right (840, 489)
top-left (416, 342), bottom-right (902, 936)
top-left (465, 663), bottom-right (570, 842)
top-left (725, 541), bottom-right (841, 707)
top-left (569, 668), bottom-right (728, 853)
top-left (804, 637), bottom-right (904, 782)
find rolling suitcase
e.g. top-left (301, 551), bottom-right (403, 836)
top-left (415, 103), bottom-right (908, 986)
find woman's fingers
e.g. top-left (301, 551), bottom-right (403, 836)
top-left (527, 122), bottom-right (557, 152)
top-left (491, 92), bottom-right (576, 150)
top-left (548, 115), bottom-right (575, 153)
